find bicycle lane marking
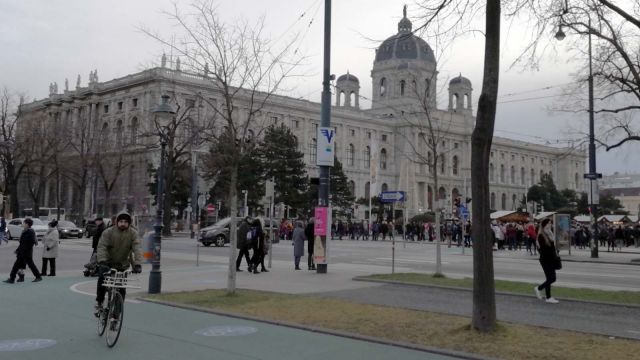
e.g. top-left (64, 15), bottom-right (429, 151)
top-left (70, 280), bottom-right (141, 304)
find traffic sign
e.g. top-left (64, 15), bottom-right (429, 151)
top-left (197, 194), bottom-right (206, 208)
top-left (583, 173), bottom-right (602, 180)
top-left (206, 204), bottom-right (215, 212)
top-left (380, 191), bottom-right (406, 203)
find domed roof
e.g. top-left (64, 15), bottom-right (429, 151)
top-left (337, 72), bottom-right (359, 83)
top-left (449, 74), bottom-right (472, 87)
top-left (374, 6), bottom-right (436, 64)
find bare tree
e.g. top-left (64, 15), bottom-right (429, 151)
top-left (511, 0), bottom-right (640, 151)
top-left (418, 0), bottom-right (501, 332)
top-left (0, 87), bottom-right (27, 216)
top-left (142, 0), bottom-right (304, 294)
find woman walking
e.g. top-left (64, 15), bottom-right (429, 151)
top-left (292, 221), bottom-right (306, 270)
top-left (41, 220), bottom-right (59, 276)
top-left (534, 218), bottom-right (560, 303)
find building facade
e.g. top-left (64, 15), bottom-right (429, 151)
top-left (17, 8), bottom-right (585, 221)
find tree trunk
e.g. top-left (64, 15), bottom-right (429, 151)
top-left (227, 163), bottom-right (239, 295)
top-left (6, 169), bottom-right (20, 216)
top-left (471, 0), bottom-right (501, 332)
top-left (162, 159), bottom-right (175, 236)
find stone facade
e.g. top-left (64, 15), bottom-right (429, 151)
top-left (17, 7), bottom-right (585, 220)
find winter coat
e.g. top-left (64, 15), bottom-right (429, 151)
top-left (537, 228), bottom-right (558, 265)
top-left (16, 228), bottom-right (37, 260)
top-left (305, 222), bottom-right (314, 253)
top-left (92, 223), bottom-right (106, 251)
top-left (292, 225), bottom-right (306, 257)
top-left (96, 211), bottom-right (142, 271)
top-left (42, 228), bottom-right (59, 258)
top-left (236, 220), bottom-right (250, 249)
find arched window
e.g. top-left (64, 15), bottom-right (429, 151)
top-left (400, 80), bottom-right (406, 96)
top-left (365, 182), bottom-right (370, 198)
top-left (521, 167), bottom-right (525, 185)
top-left (364, 146), bottom-right (371, 168)
top-left (380, 148), bottom-right (387, 170)
top-left (490, 163), bottom-right (494, 182)
top-left (347, 143), bottom-right (354, 166)
top-left (350, 92), bottom-right (356, 105)
top-left (427, 186), bottom-right (433, 210)
top-left (510, 165), bottom-right (515, 184)
top-left (439, 154), bottom-right (445, 174)
top-left (512, 194), bottom-right (517, 210)
top-left (501, 193), bottom-right (507, 210)
top-left (115, 120), bottom-right (123, 147)
top-left (310, 138), bottom-right (317, 163)
top-left (380, 78), bottom-right (386, 97)
top-left (412, 80), bottom-right (417, 92)
top-left (549, 171), bottom-right (553, 181)
top-left (540, 169), bottom-right (544, 181)
top-left (490, 192), bottom-right (496, 209)
top-left (348, 180), bottom-right (355, 196)
top-left (575, 173), bottom-right (579, 189)
top-left (130, 117), bottom-right (138, 145)
top-left (452, 155), bottom-right (459, 176)
top-left (438, 187), bottom-right (446, 201)
top-left (101, 122), bottom-right (109, 148)
top-left (531, 168), bottom-right (535, 184)
top-left (339, 91), bottom-right (345, 106)
top-left (500, 164), bottom-right (505, 183)
top-left (381, 183), bottom-right (388, 192)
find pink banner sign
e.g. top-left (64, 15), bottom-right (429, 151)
top-left (314, 207), bottom-right (328, 236)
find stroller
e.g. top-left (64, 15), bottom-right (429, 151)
top-left (83, 252), bottom-right (99, 277)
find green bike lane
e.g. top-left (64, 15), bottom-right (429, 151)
top-left (0, 276), bottom-right (465, 360)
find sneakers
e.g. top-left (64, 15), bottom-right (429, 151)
top-left (545, 297), bottom-right (560, 304)
top-left (534, 286), bottom-right (542, 300)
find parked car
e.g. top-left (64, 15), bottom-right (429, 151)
top-left (57, 220), bottom-right (84, 239)
top-left (198, 217), bottom-right (279, 247)
top-left (7, 218), bottom-right (48, 240)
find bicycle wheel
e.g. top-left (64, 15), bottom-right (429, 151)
top-left (105, 291), bottom-right (124, 347)
top-left (96, 299), bottom-right (108, 336)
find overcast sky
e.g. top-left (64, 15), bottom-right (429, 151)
top-left (1, 0), bottom-right (638, 176)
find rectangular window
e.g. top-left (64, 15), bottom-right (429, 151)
top-left (511, 154), bottom-right (515, 160)
top-left (367, 132), bottom-right (371, 139)
top-left (118, 102), bottom-right (123, 111)
top-left (271, 116), bottom-right (278, 124)
top-left (382, 134), bottom-right (387, 142)
top-left (350, 129), bottom-right (355, 136)
top-left (103, 105), bottom-right (109, 113)
top-left (132, 98), bottom-right (138, 107)
top-left (454, 142), bottom-right (459, 149)
top-left (292, 119), bottom-right (299, 128)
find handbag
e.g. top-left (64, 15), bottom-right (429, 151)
top-left (554, 255), bottom-right (562, 270)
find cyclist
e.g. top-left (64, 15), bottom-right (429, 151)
top-left (94, 211), bottom-right (142, 316)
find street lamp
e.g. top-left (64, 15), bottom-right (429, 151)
top-left (556, 6), bottom-right (600, 258)
top-left (149, 94), bottom-right (175, 294)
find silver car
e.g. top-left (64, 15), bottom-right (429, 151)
top-left (198, 217), bottom-right (279, 247)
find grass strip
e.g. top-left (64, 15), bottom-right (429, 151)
top-left (146, 289), bottom-right (640, 360)
top-left (361, 273), bottom-right (640, 305)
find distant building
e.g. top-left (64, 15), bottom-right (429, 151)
top-left (17, 6), bottom-right (585, 220)
top-left (600, 173), bottom-right (640, 215)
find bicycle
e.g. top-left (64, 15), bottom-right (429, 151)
top-left (95, 268), bottom-right (141, 347)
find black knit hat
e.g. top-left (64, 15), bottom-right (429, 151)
top-left (116, 213), bottom-right (132, 224)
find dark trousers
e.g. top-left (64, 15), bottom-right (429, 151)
top-left (10, 256), bottom-right (41, 280)
top-left (537, 261), bottom-right (557, 299)
top-left (96, 272), bottom-right (126, 304)
top-left (250, 248), bottom-right (264, 270)
top-left (41, 258), bottom-right (56, 276)
top-left (236, 247), bottom-right (251, 270)
top-left (308, 252), bottom-right (315, 269)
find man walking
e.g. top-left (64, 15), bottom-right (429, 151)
top-left (4, 218), bottom-right (42, 283)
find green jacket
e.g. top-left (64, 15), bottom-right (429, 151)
top-left (97, 220), bottom-right (142, 271)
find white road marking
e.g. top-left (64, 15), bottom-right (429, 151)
top-left (371, 257), bottom-right (450, 264)
top-left (70, 281), bottom-right (141, 304)
top-left (627, 330), bottom-right (640, 335)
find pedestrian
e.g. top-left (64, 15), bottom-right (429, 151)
top-left (305, 219), bottom-right (315, 270)
top-left (292, 221), bottom-right (306, 270)
top-left (526, 221), bottom-right (537, 255)
top-left (41, 220), bottom-right (59, 276)
top-left (249, 219), bottom-right (266, 274)
top-left (235, 217), bottom-right (252, 272)
top-left (464, 220), bottom-right (471, 247)
top-left (4, 218), bottom-right (43, 283)
top-left (0, 216), bottom-right (7, 244)
top-left (534, 218), bottom-right (560, 304)
top-left (92, 217), bottom-right (106, 254)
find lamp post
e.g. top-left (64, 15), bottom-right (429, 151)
top-left (556, 8), bottom-right (600, 258)
top-left (148, 95), bottom-right (175, 294)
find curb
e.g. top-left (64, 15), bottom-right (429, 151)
top-left (139, 297), bottom-right (498, 360)
top-left (353, 277), bottom-right (640, 309)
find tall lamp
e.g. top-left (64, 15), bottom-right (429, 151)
top-left (149, 95), bottom-right (175, 293)
top-left (556, 7), bottom-right (601, 258)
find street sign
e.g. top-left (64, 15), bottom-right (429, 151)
top-left (197, 194), bottom-right (206, 208)
top-left (583, 173), bottom-right (603, 180)
top-left (206, 204), bottom-right (215, 213)
top-left (380, 191), bottom-right (406, 203)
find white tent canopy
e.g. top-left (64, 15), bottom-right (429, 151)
top-left (534, 212), bottom-right (556, 221)
top-left (490, 211), bottom-right (515, 220)
top-left (573, 215), bottom-right (591, 223)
